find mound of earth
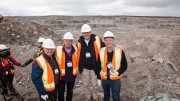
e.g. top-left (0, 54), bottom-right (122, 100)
top-left (0, 17), bottom-right (59, 45)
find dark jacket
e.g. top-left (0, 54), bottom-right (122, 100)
top-left (77, 34), bottom-right (105, 75)
top-left (31, 52), bottom-right (60, 95)
top-left (61, 45), bottom-right (76, 82)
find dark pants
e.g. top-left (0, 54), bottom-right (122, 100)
top-left (102, 79), bottom-right (121, 101)
top-left (0, 74), bottom-right (14, 95)
top-left (58, 80), bottom-right (75, 101)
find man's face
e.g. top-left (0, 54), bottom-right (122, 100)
top-left (82, 32), bottom-right (91, 40)
top-left (63, 40), bottom-right (73, 48)
top-left (43, 48), bottom-right (55, 57)
top-left (104, 37), bottom-right (114, 48)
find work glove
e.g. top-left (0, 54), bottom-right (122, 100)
top-left (41, 94), bottom-right (48, 101)
top-left (97, 79), bottom-right (102, 87)
top-left (110, 71), bottom-right (119, 76)
top-left (20, 63), bottom-right (26, 67)
top-left (33, 53), bottom-right (38, 59)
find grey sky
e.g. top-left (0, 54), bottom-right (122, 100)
top-left (0, 0), bottom-right (180, 16)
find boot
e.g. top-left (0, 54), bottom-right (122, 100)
top-left (4, 94), bottom-right (12, 100)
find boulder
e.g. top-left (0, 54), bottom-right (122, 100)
top-left (152, 55), bottom-right (164, 64)
top-left (140, 93), bottom-right (175, 101)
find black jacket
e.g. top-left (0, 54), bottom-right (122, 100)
top-left (77, 34), bottom-right (105, 75)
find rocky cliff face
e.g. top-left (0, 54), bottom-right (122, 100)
top-left (0, 16), bottom-right (180, 101)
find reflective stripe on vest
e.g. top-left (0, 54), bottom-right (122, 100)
top-left (56, 45), bottom-right (78, 76)
top-left (1, 58), bottom-right (9, 67)
top-left (77, 42), bottom-right (81, 65)
top-left (36, 55), bottom-right (55, 92)
top-left (100, 47), bottom-right (123, 80)
top-left (77, 36), bottom-right (101, 61)
top-left (94, 36), bottom-right (101, 61)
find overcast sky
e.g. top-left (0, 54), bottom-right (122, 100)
top-left (0, 0), bottom-right (180, 17)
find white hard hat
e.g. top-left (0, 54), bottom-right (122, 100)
top-left (0, 44), bottom-right (8, 50)
top-left (81, 24), bottom-right (92, 33)
top-left (63, 32), bottom-right (74, 40)
top-left (103, 31), bottom-right (115, 38)
top-left (43, 38), bottom-right (55, 49)
top-left (38, 37), bottom-right (45, 43)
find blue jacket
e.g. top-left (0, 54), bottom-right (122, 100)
top-left (31, 53), bottom-right (59, 95)
top-left (31, 61), bottom-right (47, 95)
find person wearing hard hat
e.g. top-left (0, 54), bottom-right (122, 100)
top-left (37, 37), bottom-right (46, 49)
top-left (0, 44), bottom-right (24, 100)
top-left (21, 37), bottom-right (46, 67)
top-left (76, 24), bottom-right (105, 101)
top-left (56, 32), bottom-right (78, 101)
top-left (98, 31), bottom-right (127, 101)
top-left (31, 38), bottom-right (60, 101)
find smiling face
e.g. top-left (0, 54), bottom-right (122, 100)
top-left (104, 37), bottom-right (114, 49)
top-left (43, 48), bottom-right (55, 57)
top-left (63, 39), bottom-right (73, 49)
top-left (82, 32), bottom-right (91, 40)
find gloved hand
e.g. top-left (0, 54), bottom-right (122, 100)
top-left (110, 71), bottom-right (119, 76)
top-left (97, 79), bottom-right (102, 87)
top-left (20, 63), bottom-right (26, 67)
top-left (41, 94), bottom-right (48, 100)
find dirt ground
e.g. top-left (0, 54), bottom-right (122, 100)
top-left (0, 16), bottom-right (180, 101)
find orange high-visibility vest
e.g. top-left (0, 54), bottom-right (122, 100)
top-left (77, 36), bottom-right (101, 62)
top-left (56, 45), bottom-right (78, 76)
top-left (1, 58), bottom-right (14, 75)
top-left (35, 55), bottom-right (56, 92)
top-left (1, 58), bottom-right (9, 67)
top-left (100, 47), bottom-right (123, 80)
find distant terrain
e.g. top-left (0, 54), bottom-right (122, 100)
top-left (0, 15), bottom-right (180, 101)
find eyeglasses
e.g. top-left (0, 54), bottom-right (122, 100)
top-left (82, 32), bottom-right (91, 34)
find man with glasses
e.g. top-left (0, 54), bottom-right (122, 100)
top-left (32, 38), bottom-right (60, 101)
top-left (77, 24), bottom-right (105, 101)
